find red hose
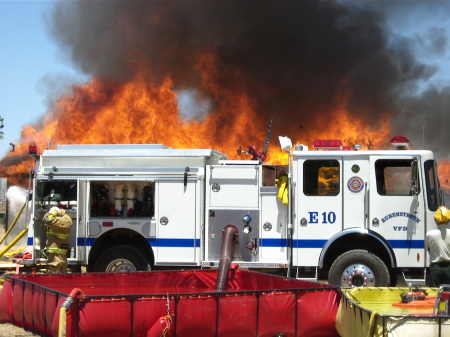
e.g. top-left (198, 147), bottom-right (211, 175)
top-left (69, 288), bottom-right (84, 299)
top-left (61, 288), bottom-right (85, 310)
top-left (215, 225), bottom-right (239, 291)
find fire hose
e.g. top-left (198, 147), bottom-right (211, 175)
top-left (215, 225), bottom-right (239, 292)
top-left (0, 226), bottom-right (28, 258)
top-left (0, 199), bottom-right (27, 246)
top-left (58, 288), bottom-right (85, 337)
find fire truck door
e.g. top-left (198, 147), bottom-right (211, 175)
top-left (155, 180), bottom-right (197, 264)
top-left (294, 157), bottom-right (342, 266)
top-left (369, 156), bottom-right (425, 268)
top-left (342, 157), bottom-right (369, 229)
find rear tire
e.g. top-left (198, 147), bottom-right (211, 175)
top-left (92, 244), bottom-right (150, 272)
top-left (328, 249), bottom-right (390, 287)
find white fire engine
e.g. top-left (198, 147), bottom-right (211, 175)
top-left (23, 130), bottom-right (443, 287)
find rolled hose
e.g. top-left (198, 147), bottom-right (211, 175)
top-left (215, 225), bottom-right (239, 292)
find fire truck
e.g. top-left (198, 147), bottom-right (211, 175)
top-left (22, 131), bottom-right (443, 287)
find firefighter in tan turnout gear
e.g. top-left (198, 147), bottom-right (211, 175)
top-left (43, 207), bottom-right (73, 273)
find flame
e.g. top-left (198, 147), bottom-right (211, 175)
top-left (384, 167), bottom-right (414, 195)
top-left (318, 167), bottom-right (340, 195)
top-left (0, 1), bottom-right (447, 200)
top-left (438, 160), bottom-right (450, 192)
top-left (0, 61), bottom-right (430, 190)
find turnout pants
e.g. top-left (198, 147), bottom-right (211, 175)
top-left (47, 252), bottom-right (68, 273)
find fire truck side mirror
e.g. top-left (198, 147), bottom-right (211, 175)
top-left (411, 158), bottom-right (419, 197)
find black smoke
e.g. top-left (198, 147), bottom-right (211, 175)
top-left (47, 0), bottom-right (449, 159)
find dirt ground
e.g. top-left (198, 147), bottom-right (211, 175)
top-left (0, 323), bottom-right (39, 336)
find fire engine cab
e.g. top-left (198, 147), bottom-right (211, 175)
top-left (23, 135), bottom-right (443, 287)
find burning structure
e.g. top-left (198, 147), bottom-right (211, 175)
top-left (0, 1), bottom-right (449, 195)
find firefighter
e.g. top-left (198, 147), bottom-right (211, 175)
top-left (43, 207), bottom-right (73, 273)
top-left (426, 205), bottom-right (450, 287)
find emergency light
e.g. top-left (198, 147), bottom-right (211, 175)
top-left (29, 145), bottom-right (39, 160)
top-left (390, 136), bottom-right (411, 150)
top-left (29, 145), bottom-right (37, 155)
top-left (313, 140), bottom-right (343, 150)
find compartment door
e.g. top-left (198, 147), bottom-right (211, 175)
top-left (155, 180), bottom-right (198, 264)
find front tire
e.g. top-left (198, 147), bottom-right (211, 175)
top-left (93, 244), bottom-right (150, 272)
top-left (328, 249), bottom-right (390, 287)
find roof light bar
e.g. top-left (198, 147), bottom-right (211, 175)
top-left (313, 139), bottom-right (343, 151)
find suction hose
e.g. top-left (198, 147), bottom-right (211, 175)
top-left (58, 288), bottom-right (85, 337)
top-left (215, 224), bottom-right (239, 291)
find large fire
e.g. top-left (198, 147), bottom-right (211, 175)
top-left (0, 1), bottom-right (449, 195)
top-left (1, 73), bottom-right (450, 194)
top-left (1, 71), bottom-right (449, 196)
top-left (0, 71), bottom-right (397, 187)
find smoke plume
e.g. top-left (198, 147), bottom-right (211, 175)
top-left (2, 0), bottom-right (450, 188)
top-left (47, 1), bottom-right (444, 147)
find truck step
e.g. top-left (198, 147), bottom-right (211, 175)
top-left (296, 277), bottom-right (318, 282)
top-left (294, 267), bottom-right (318, 282)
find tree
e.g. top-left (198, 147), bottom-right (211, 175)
top-left (0, 116), bottom-right (3, 139)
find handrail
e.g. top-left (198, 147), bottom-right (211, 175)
top-left (432, 284), bottom-right (450, 315)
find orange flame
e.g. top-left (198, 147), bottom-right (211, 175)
top-left (318, 167), bottom-right (340, 195)
top-left (438, 160), bottom-right (450, 192)
top-left (0, 63), bottom-right (444, 192)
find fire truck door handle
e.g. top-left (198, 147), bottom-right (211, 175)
top-left (184, 167), bottom-right (190, 187)
top-left (364, 182), bottom-right (368, 229)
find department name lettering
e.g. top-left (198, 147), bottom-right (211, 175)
top-left (381, 212), bottom-right (420, 224)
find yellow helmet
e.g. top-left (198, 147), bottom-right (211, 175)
top-left (434, 206), bottom-right (450, 224)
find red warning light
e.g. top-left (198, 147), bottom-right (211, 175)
top-left (313, 140), bottom-right (343, 150)
top-left (390, 136), bottom-right (412, 150)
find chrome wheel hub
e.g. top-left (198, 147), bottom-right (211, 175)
top-left (106, 259), bottom-right (137, 272)
top-left (341, 264), bottom-right (375, 287)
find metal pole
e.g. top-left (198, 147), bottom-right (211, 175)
top-left (287, 149), bottom-right (294, 275)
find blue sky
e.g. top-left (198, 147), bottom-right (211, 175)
top-left (0, 1), bottom-right (88, 157)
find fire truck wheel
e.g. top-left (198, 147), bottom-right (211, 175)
top-left (93, 245), bottom-right (150, 272)
top-left (328, 250), bottom-right (390, 287)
